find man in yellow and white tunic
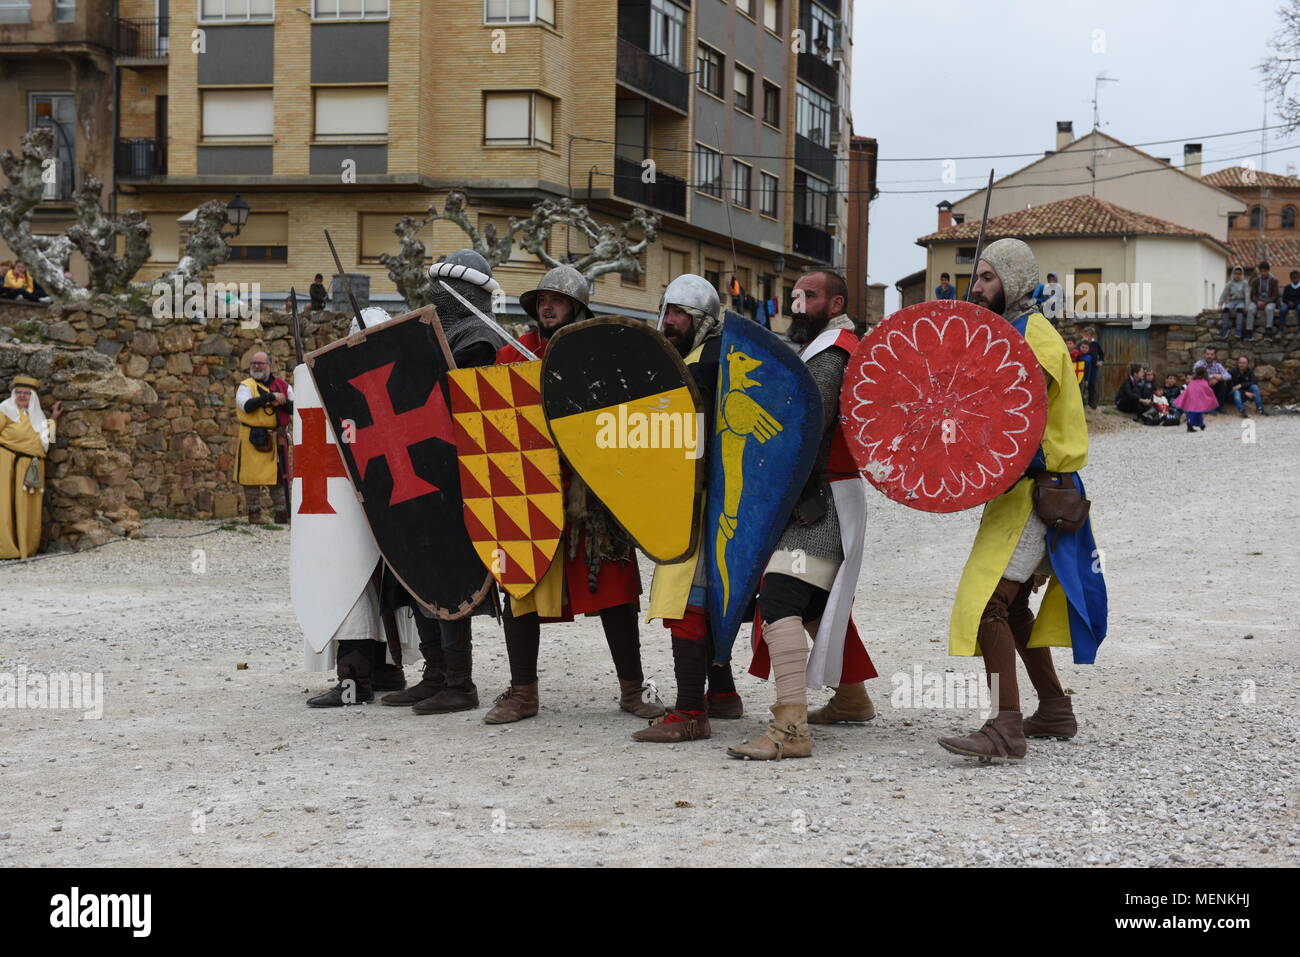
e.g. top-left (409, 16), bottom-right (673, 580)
top-left (0, 376), bottom-right (63, 558)
top-left (939, 239), bottom-right (1108, 762)
top-left (234, 351), bottom-right (292, 524)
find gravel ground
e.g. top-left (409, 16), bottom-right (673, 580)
top-left (2, 413), bottom-right (1297, 868)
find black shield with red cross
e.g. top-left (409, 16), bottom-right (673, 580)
top-left (306, 308), bottom-right (491, 618)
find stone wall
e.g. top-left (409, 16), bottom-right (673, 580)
top-left (0, 298), bottom-right (347, 551)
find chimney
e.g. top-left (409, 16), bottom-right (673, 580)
top-left (1184, 143), bottom-right (1203, 178)
top-left (937, 200), bottom-right (954, 231)
top-left (1056, 121), bottom-right (1074, 152)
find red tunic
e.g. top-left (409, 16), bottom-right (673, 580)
top-left (497, 327), bottom-right (640, 620)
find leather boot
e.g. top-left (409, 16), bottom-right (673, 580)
top-left (413, 649), bottom-right (479, 714)
top-left (306, 648), bottom-right (373, 707)
top-left (274, 508), bottom-right (290, 525)
top-left (727, 703), bottom-right (813, 760)
top-left (1023, 695), bottom-right (1078, 740)
top-left (483, 683), bottom-right (539, 724)
top-left (937, 710), bottom-right (1026, 762)
top-left (369, 643), bottom-right (407, 692)
top-left (808, 681), bottom-right (876, 724)
top-left (382, 642), bottom-right (444, 705)
top-left (619, 678), bottom-right (666, 718)
top-left (631, 710), bottom-right (711, 743)
top-left (706, 691), bottom-right (744, 719)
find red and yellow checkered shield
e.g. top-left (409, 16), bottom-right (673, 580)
top-left (447, 361), bottom-right (563, 599)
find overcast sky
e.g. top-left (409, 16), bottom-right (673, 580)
top-left (852, 0), bottom-right (1292, 310)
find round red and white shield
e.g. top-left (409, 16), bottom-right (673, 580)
top-left (840, 300), bottom-right (1048, 513)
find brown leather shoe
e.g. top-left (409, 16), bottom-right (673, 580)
top-left (706, 691), bottom-right (744, 719)
top-left (808, 682), bottom-right (876, 724)
top-left (412, 650), bottom-right (478, 715)
top-left (1023, 695), bottom-right (1078, 739)
top-left (619, 679), bottom-right (667, 719)
top-left (631, 710), bottom-right (711, 743)
top-left (371, 662), bottom-right (407, 692)
top-left (483, 683), bottom-right (539, 724)
top-left (937, 710), bottom-right (1026, 762)
top-left (382, 643), bottom-right (444, 705)
top-left (727, 703), bottom-right (812, 760)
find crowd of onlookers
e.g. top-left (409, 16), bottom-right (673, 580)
top-left (1109, 346), bottom-right (1267, 433)
top-left (1219, 260), bottom-right (1300, 340)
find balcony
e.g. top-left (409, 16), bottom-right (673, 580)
top-left (793, 222), bottom-right (833, 263)
top-left (616, 37), bottom-right (689, 115)
top-left (795, 133), bottom-right (836, 181)
top-left (797, 51), bottom-right (837, 98)
top-left (116, 137), bottom-right (166, 179)
top-left (116, 16), bottom-right (168, 61)
top-left (613, 154), bottom-right (686, 217)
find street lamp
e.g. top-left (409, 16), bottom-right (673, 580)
top-left (771, 255), bottom-right (786, 275)
top-left (225, 194), bottom-right (250, 237)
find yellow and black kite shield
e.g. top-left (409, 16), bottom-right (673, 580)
top-left (540, 316), bottom-right (703, 563)
top-left (447, 361), bottom-right (563, 600)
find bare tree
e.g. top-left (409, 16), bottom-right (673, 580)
top-left (1263, 0), bottom-right (1300, 132)
top-left (379, 189), bottom-right (660, 306)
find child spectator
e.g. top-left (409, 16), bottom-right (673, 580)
top-left (1175, 367), bottom-right (1218, 432)
top-left (1283, 270), bottom-right (1300, 330)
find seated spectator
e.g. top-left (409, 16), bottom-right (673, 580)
top-left (1192, 346), bottom-right (1233, 412)
top-left (1220, 266), bottom-right (1248, 338)
top-left (934, 272), bottom-right (956, 300)
top-left (1246, 260), bottom-right (1279, 340)
top-left (1229, 355), bottom-right (1268, 417)
top-left (1115, 362), bottom-right (1153, 418)
top-left (2, 261), bottom-right (44, 302)
top-left (1283, 270), bottom-right (1300, 329)
top-left (1162, 372), bottom-right (1183, 410)
top-left (309, 273), bottom-right (328, 312)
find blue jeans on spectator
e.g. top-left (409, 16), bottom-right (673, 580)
top-left (1232, 385), bottom-right (1264, 413)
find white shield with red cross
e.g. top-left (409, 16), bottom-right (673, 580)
top-left (289, 363), bottom-right (380, 652)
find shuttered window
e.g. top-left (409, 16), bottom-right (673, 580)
top-left (201, 89), bottom-right (273, 140)
top-left (314, 87), bottom-right (388, 141)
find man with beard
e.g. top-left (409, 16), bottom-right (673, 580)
top-left (729, 270), bottom-right (878, 761)
top-left (368, 250), bottom-right (506, 715)
top-left (938, 238), bottom-right (1107, 762)
top-left (636, 274), bottom-right (744, 743)
top-left (234, 351), bottom-right (292, 524)
top-left (485, 264), bottom-right (665, 725)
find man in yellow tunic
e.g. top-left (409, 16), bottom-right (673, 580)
top-left (0, 376), bottom-right (63, 558)
top-left (938, 239), bottom-right (1109, 762)
top-left (234, 351), bottom-right (292, 524)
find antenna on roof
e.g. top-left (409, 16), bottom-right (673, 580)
top-left (1091, 72), bottom-right (1120, 196)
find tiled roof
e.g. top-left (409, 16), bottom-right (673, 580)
top-left (918, 194), bottom-right (1222, 247)
top-left (1201, 166), bottom-right (1300, 190)
top-left (1225, 236), bottom-right (1300, 270)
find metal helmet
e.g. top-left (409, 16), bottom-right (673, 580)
top-left (519, 264), bottom-right (592, 323)
top-left (657, 273), bottom-right (720, 330)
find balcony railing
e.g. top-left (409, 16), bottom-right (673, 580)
top-left (613, 154), bottom-right (687, 216)
top-left (797, 51), bottom-right (838, 97)
top-left (116, 137), bottom-right (166, 178)
top-left (116, 17), bottom-right (169, 59)
top-left (616, 37), bottom-right (689, 114)
top-left (793, 222), bottom-right (833, 263)
top-left (795, 133), bottom-right (836, 181)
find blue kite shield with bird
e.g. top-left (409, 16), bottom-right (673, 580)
top-left (705, 315), bottom-right (822, 657)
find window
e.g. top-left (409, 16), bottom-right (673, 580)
top-left (731, 160), bottom-right (752, 209)
top-left (615, 98), bottom-right (648, 161)
top-left (649, 0), bottom-right (687, 70)
top-left (0, 1), bottom-right (30, 21)
top-left (145, 214), bottom-right (181, 264)
top-left (484, 92), bottom-right (554, 147)
top-left (479, 214), bottom-right (534, 263)
top-left (697, 43), bottom-right (724, 97)
top-left (762, 0), bottom-right (780, 34)
top-left (484, 0), bottom-right (555, 26)
top-left (359, 212), bottom-right (435, 263)
top-left (1249, 206), bottom-right (1264, 229)
top-left (55, 0), bottom-right (74, 22)
top-left (762, 81), bottom-right (781, 127)
top-left (200, 0), bottom-right (274, 22)
top-left (1073, 269), bottom-right (1102, 314)
top-left (228, 212), bottom-right (288, 262)
top-left (736, 0), bottom-right (753, 17)
top-left (796, 82), bottom-right (832, 147)
top-left (665, 248), bottom-right (689, 287)
top-left (1228, 213), bottom-right (1239, 229)
top-left (759, 171), bottom-right (778, 217)
top-left (621, 249), bottom-right (646, 287)
top-left (694, 144), bottom-right (722, 198)
top-left (201, 89), bottom-right (273, 140)
top-left (29, 93), bottom-right (75, 200)
top-left (956, 246), bottom-right (977, 264)
top-left (794, 171), bottom-right (830, 227)
top-left (809, 1), bottom-right (835, 61)
top-left (734, 65), bottom-right (753, 114)
top-left (314, 0), bottom-right (389, 19)
top-left (704, 258), bottom-right (723, 292)
top-left (1284, 206), bottom-right (1297, 229)
top-left (314, 87), bottom-right (388, 141)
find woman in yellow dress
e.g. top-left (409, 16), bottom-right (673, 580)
top-left (0, 376), bottom-right (63, 558)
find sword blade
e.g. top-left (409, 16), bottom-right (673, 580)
top-left (436, 280), bottom-right (538, 361)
